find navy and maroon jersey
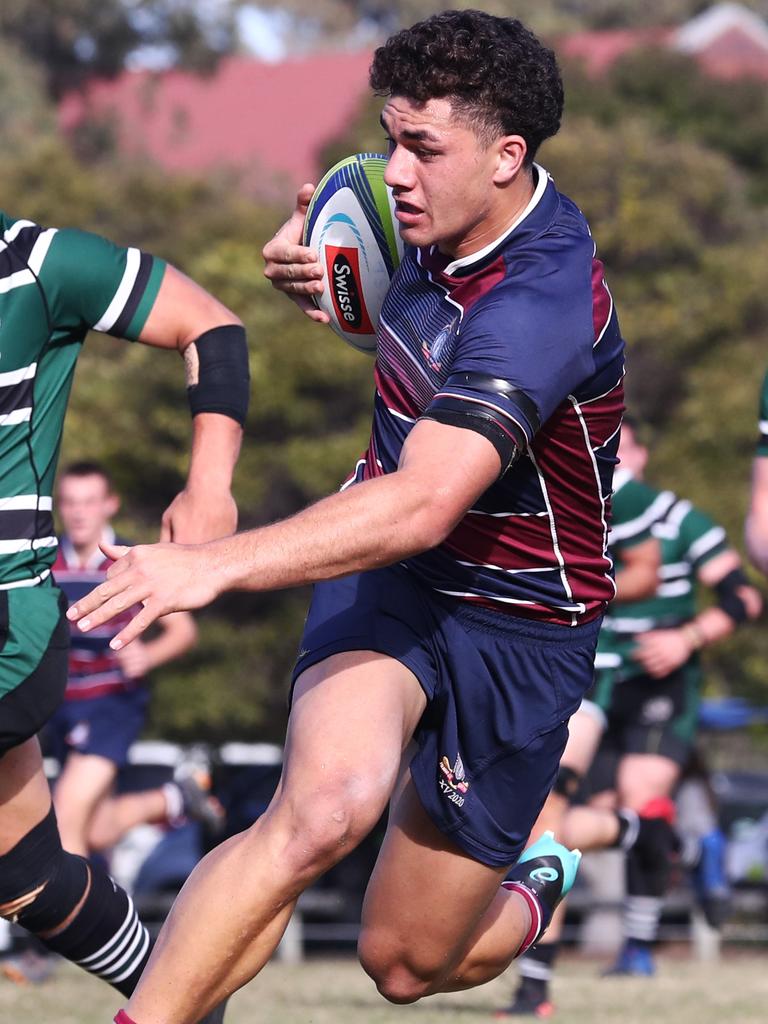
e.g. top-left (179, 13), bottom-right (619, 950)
top-left (346, 166), bottom-right (625, 627)
top-left (53, 530), bottom-right (145, 700)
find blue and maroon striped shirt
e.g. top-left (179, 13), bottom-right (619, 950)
top-left (346, 166), bottom-right (625, 627)
top-left (53, 529), bottom-right (145, 699)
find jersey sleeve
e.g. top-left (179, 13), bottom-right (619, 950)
top-left (41, 227), bottom-right (166, 341)
top-left (757, 371), bottom-right (768, 457)
top-left (678, 503), bottom-right (728, 570)
top-left (420, 243), bottom-right (596, 471)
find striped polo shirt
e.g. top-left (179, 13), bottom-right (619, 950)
top-left (0, 212), bottom-right (165, 590)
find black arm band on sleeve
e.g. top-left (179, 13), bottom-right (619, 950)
top-left (423, 396), bottom-right (525, 474)
top-left (714, 567), bottom-right (751, 624)
top-left (186, 324), bottom-right (250, 426)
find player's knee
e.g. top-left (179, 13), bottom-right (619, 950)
top-left (358, 934), bottom-right (440, 1004)
top-left (0, 808), bottom-right (88, 931)
top-left (275, 778), bottom-right (384, 877)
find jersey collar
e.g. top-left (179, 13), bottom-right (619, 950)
top-left (440, 163), bottom-right (555, 277)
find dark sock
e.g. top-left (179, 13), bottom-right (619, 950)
top-left (517, 941), bottom-right (559, 999)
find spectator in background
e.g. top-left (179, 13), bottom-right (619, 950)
top-left (502, 419), bottom-right (762, 1016)
top-left (746, 370), bottom-right (768, 574)
top-left (46, 461), bottom-right (221, 862)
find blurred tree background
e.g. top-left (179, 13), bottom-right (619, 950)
top-left (1, 1), bottom-right (766, 742)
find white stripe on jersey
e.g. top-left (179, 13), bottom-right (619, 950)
top-left (0, 493), bottom-right (51, 510)
top-left (28, 229), bottom-right (57, 275)
top-left (657, 580), bottom-right (692, 598)
top-left (0, 230), bottom-right (57, 294)
top-left (93, 247), bottom-right (141, 332)
top-left (0, 408), bottom-right (31, 426)
top-left (0, 362), bottom-right (36, 388)
top-left (686, 525), bottom-right (726, 564)
top-left (0, 568), bottom-right (51, 590)
top-left (0, 536), bottom-right (57, 554)
top-left (609, 490), bottom-right (676, 543)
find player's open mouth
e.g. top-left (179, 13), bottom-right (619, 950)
top-left (394, 201), bottom-right (423, 225)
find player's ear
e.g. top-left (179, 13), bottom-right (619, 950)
top-left (493, 135), bottom-right (527, 186)
top-left (106, 494), bottom-right (120, 518)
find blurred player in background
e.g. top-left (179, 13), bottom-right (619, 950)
top-left (0, 206), bottom-right (247, 1023)
top-left (503, 419), bottom-right (761, 1016)
top-left (746, 370), bottom-right (768, 574)
top-left (48, 461), bottom-right (222, 860)
top-left (71, 12), bottom-right (628, 1024)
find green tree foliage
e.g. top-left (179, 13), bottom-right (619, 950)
top-left (0, 0), bottom-right (242, 98)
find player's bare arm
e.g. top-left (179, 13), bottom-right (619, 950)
top-left (262, 184), bottom-right (329, 323)
top-left (136, 264), bottom-right (248, 542)
top-left (614, 536), bottom-right (660, 602)
top-left (746, 456), bottom-right (768, 574)
top-left (68, 418), bottom-right (502, 645)
top-left (633, 548), bottom-right (762, 678)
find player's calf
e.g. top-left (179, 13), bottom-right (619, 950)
top-left (0, 807), bottom-right (150, 995)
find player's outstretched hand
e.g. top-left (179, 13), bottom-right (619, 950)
top-left (263, 183), bottom-right (330, 323)
top-left (67, 541), bottom-right (220, 649)
top-left (161, 486), bottom-right (238, 544)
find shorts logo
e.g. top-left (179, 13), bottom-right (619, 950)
top-left (439, 753), bottom-right (470, 807)
top-left (641, 696), bottom-right (674, 724)
top-left (67, 721), bottom-right (91, 750)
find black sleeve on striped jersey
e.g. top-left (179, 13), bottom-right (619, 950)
top-left (110, 252), bottom-right (153, 337)
top-left (450, 372), bottom-right (542, 435)
top-left (423, 396), bottom-right (526, 473)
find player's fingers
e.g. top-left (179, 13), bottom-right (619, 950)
top-left (108, 603), bottom-right (162, 650)
top-left (100, 542), bottom-right (131, 564)
top-left (263, 243), bottom-right (321, 269)
top-left (67, 574), bottom-right (142, 622)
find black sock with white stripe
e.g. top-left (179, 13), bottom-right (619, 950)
top-left (31, 863), bottom-right (151, 996)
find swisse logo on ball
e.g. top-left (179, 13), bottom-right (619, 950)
top-left (325, 246), bottom-right (374, 335)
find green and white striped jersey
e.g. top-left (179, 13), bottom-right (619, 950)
top-left (758, 370), bottom-right (768, 457)
top-left (0, 211), bottom-right (165, 589)
top-left (596, 470), bottom-right (728, 680)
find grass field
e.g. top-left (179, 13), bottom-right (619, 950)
top-left (4, 952), bottom-right (768, 1024)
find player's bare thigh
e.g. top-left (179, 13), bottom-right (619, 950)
top-left (259, 650), bottom-right (427, 872)
top-left (358, 777), bottom-right (508, 1001)
top-left (0, 737), bottom-right (52, 854)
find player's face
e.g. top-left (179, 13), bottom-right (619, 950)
top-left (57, 474), bottom-right (119, 547)
top-left (381, 96), bottom-right (525, 258)
top-left (618, 425), bottom-right (648, 478)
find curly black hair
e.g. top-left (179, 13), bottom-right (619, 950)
top-left (370, 9), bottom-right (563, 163)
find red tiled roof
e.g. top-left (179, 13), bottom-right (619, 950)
top-left (58, 52), bottom-right (375, 195)
top-left (559, 28), bottom-right (673, 74)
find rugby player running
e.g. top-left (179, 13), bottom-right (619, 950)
top-left (0, 207), bottom-right (247, 1022)
top-left (70, 12), bottom-right (626, 1024)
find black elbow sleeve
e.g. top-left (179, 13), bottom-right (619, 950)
top-left (187, 324), bottom-right (250, 426)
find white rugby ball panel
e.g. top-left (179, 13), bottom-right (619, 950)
top-left (303, 154), bottom-right (402, 354)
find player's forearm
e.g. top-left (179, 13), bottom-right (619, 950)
top-left (682, 607), bottom-right (736, 651)
top-left (745, 514), bottom-right (768, 575)
top-left (206, 473), bottom-right (453, 594)
top-left (185, 413), bottom-right (242, 493)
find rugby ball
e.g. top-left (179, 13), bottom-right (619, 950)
top-left (303, 153), bottom-right (403, 354)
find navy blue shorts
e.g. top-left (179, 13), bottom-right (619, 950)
top-left (43, 689), bottom-right (150, 769)
top-left (292, 564), bottom-right (601, 868)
